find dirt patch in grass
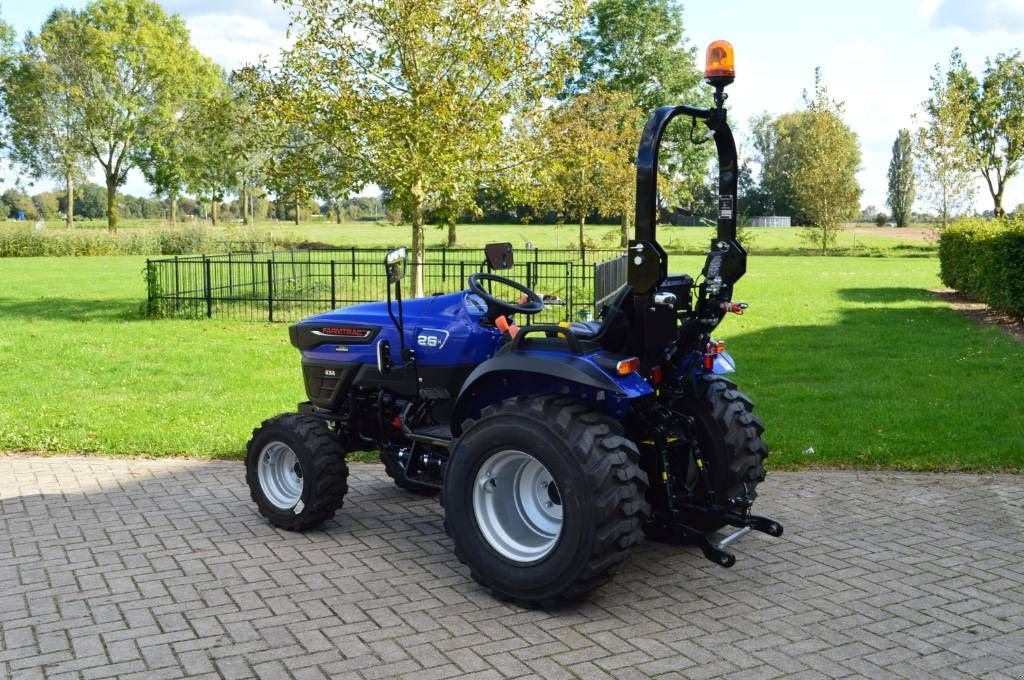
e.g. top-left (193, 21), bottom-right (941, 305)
top-left (932, 288), bottom-right (1024, 343)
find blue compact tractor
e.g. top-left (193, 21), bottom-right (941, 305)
top-left (245, 40), bottom-right (782, 606)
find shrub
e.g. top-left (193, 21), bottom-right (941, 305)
top-left (940, 217), bottom-right (1024, 319)
top-left (0, 225), bottom-right (222, 257)
top-left (874, 213), bottom-right (888, 226)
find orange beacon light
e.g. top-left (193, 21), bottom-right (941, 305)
top-left (704, 40), bottom-right (735, 82)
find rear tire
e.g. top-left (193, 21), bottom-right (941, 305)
top-left (674, 375), bottom-right (768, 532)
top-left (442, 396), bottom-right (649, 607)
top-left (245, 413), bottom-right (349, 531)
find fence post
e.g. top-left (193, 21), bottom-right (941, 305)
top-left (351, 247), bottom-right (356, 281)
top-left (228, 251), bottom-right (234, 292)
top-left (267, 259), bottom-right (274, 322)
top-left (330, 260), bottom-right (336, 309)
top-left (567, 261), bottom-right (573, 322)
top-left (173, 256), bottom-right (180, 314)
top-left (460, 261), bottom-right (465, 288)
top-left (442, 249), bottom-right (447, 282)
top-left (203, 255), bottom-right (212, 319)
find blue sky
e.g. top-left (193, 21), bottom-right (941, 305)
top-left (3, 0), bottom-right (1024, 214)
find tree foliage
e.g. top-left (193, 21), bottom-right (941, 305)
top-left (567, 0), bottom-right (711, 221)
top-left (886, 128), bottom-right (915, 227)
top-left (944, 50), bottom-right (1024, 217)
top-left (917, 54), bottom-right (975, 228)
top-left (4, 10), bottom-right (92, 228)
top-left (51, 0), bottom-right (217, 232)
top-left (747, 70), bottom-right (861, 252)
top-left (529, 89), bottom-right (642, 255)
top-left (263, 0), bottom-right (583, 295)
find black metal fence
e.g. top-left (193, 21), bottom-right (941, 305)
top-left (146, 247), bottom-right (625, 324)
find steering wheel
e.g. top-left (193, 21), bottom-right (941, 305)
top-left (468, 272), bottom-right (544, 317)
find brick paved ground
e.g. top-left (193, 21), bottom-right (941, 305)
top-left (0, 456), bottom-right (1022, 680)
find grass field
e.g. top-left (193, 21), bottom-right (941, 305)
top-left (1, 254), bottom-right (1021, 468)
top-left (24, 217), bottom-right (939, 257)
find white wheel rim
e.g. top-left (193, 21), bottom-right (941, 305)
top-left (472, 450), bottom-right (563, 563)
top-left (258, 442), bottom-right (304, 510)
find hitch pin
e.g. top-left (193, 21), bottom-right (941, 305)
top-left (716, 526), bottom-right (751, 550)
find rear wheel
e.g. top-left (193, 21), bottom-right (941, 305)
top-left (674, 375), bottom-right (768, 532)
top-left (443, 396), bottom-right (649, 607)
top-left (245, 413), bottom-right (349, 531)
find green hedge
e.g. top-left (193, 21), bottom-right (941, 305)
top-left (939, 217), bottom-right (1024, 319)
top-left (0, 225), bottom-right (220, 257)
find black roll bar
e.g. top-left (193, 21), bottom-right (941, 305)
top-left (633, 100), bottom-right (738, 244)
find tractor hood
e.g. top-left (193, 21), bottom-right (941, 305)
top-left (289, 292), bottom-right (462, 352)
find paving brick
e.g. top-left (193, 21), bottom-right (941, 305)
top-left (2, 458), bottom-right (1024, 679)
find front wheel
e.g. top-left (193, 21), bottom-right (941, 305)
top-left (442, 396), bottom-right (649, 607)
top-left (245, 413), bottom-right (349, 531)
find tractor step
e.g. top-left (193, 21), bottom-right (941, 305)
top-left (405, 423), bottom-right (452, 448)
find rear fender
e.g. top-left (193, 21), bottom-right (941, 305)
top-left (451, 351), bottom-right (653, 435)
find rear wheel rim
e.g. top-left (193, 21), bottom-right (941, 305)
top-left (258, 442), bottom-right (304, 509)
top-left (472, 450), bottom-right (562, 563)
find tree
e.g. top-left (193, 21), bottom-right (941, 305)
top-left (0, 8), bottom-right (16, 149)
top-left (786, 69), bottom-right (861, 253)
top-left (530, 90), bottom-right (641, 257)
top-left (4, 10), bottom-right (92, 229)
top-left (917, 56), bottom-right (975, 228)
top-left (947, 51), bottom-right (1024, 217)
top-left (266, 0), bottom-right (583, 296)
top-left (566, 0), bottom-right (711, 244)
top-left (886, 129), bottom-right (915, 227)
top-left (52, 0), bottom-right (217, 232)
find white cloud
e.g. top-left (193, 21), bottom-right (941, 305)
top-left (930, 0), bottom-right (1024, 33)
top-left (164, 0), bottom-right (294, 71)
top-left (184, 12), bottom-right (292, 71)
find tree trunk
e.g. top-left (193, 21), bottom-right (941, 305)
top-left (169, 191), bottom-right (177, 226)
top-left (294, 197), bottom-right (300, 225)
top-left (105, 174), bottom-right (118, 233)
top-left (410, 180), bottom-right (426, 298)
top-left (994, 190), bottom-right (1004, 218)
top-left (241, 184), bottom-right (249, 225)
top-left (65, 174), bottom-right (74, 230)
top-left (578, 215), bottom-right (586, 259)
top-left (211, 196), bottom-right (219, 226)
top-left (335, 201), bottom-right (342, 224)
top-left (447, 220), bottom-right (456, 248)
top-left (619, 212), bottom-right (630, 248)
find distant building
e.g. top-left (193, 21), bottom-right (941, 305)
top-left (749, 216), bottom-right (791, 227)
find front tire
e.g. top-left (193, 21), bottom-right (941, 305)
top-left (245, 413), bottom-right (349, 531)
top-left (443, 396), bottom-right (649, 607)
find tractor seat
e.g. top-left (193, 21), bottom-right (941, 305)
top-left (568, 320), bottom-right (602, 339)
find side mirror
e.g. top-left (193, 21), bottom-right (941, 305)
top-left (385, 246), bottom-right (407, 284)
top-left (484, 242), bottom-right (514, 270)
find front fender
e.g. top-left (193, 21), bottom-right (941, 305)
top-left (451, 350), bottom-right (653, 434)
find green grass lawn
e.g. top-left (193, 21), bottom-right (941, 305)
top-left (37, 217), bottom-right (938, 257)
top-left (1, 253), bottom-right (1021, 468)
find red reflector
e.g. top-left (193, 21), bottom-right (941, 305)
top-left (704, 354), bottom-right (714, 370)
top-left (616, 357), bottom-right (640, 375)
top-left (392, 416), bottom-right (402, 429)
top-left (650, 366), bottom-right (663, 385)
top-left (321, 327), bottom-right (369, 337)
